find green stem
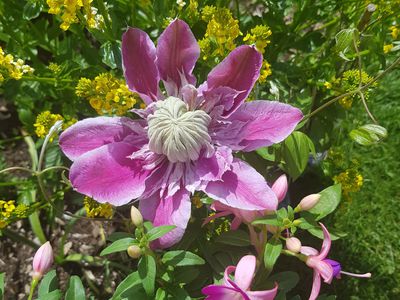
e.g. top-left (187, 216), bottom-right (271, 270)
top-left (29, 211), bottom-right (47, 244)
top-left (28, 279), bottom-right (39, 300)
top-left (0, 167), bottom-right (33, 174)
top-left (20, 76), bottom-right (74, 84)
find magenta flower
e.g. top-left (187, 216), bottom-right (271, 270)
top-left (202, 255), bottom-right (278, 299)
top-left (300, 223), bottom-right (371, 300)
top-left (32, 241), bottom-right (54, 280)
top-left (60, 19), bottom-right (302, 248)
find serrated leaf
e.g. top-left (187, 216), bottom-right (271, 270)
top-left (65, 276), bottom-right (85, 300)
top-left (147, 225), bottom-right (176, 242)
top-left (138, 255), bottom-right (156, 296)
top-left (350, 124), bottom-right (387, 146)
top-left (162, 250), bottom-right (205, 266)
top-left (264, 238), bottom-right (282, 271)
top-left (100, 238), bottom-right (137, 256)
top-left (215, 230), bottom-right (251, 246)
top-left (38, 270), bottom-right (58, 296)
top-left (308, 184), bottom-right (342, 220)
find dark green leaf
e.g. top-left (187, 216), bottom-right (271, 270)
top-left (112, 271), bottom-right (145, 300)
top-left (65, 276), bottom-right (85, 300)
top-left (38, 270), bottom-right (58, 296)
top-left (162, 250), bottom-right (205, 266)
top-left (100, 238), bottom-right (137, 256)
top-left (215, 230), bottom-right (251, 246)
top-left (138, 255), bottom-right (156, 296)
top-left (269, 271), bottom-right (299, 292)
top-left (23, 1), bottom-right (42, 20)
top-left (147, 225), bottom-right (176, 242)
top-left (308, 184), bottom-right (342, 220)
top-left (264, 238), bottom-right (283, 271)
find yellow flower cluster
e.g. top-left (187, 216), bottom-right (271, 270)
top-left (243, 25), bottom-right (272, 54)
top-left (46, 0), bottom-right (100, 31)
top-left (199, 6), bottom-right (240, 60)
top-left (0, 201), bottom-right (29, 229)
top-left (83, 197), bottom-right (114, 219)
top-left (372, 0), bottom-right (400, 15)
top-left (76, 73), bottom-right (138, 115)
top-left (384, 25), bottom-right (399, 54)
top-left (333, 169), bottom-right (363, 198)
top-left (48, 62), bottom-right (62, 74)
top-left (258, 60), bottom-right (272, 83)
top-left (337, 69), bottom-right (376, 109)
top-left (34, 111), bottom-right (77, 138)
top-left (0, 47), bottom-right (34, 83)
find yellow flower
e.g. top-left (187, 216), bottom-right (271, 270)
top-left (0, 200), bottom-right (16, 219)
top-left (383, 44), bottom-right (394, 53)
top-left (258, 60), bottom-right (272, 83)
top-left (83, 197), bottom-right (114, 219)
top-left (34, 111), bottom-right (64, 138)
top-left (390, 25), bottom-right (399, 39)
top-left (48, 62), bottom-right (62, 74)
top-left (333, 169), bottom-right (363, 198)
top-left (0, 47), bottom-right (34, 83)
top-left (324, 81), bottom-right (332, 89)
top-left (199, 6), bottom-right (240, 61)
top-left (243, 25), bottom-right (272, 54)
top-left (76, 73), bottom-right (139, 115)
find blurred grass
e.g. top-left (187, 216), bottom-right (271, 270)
top-left (332, 69), bottom-right (400, 299)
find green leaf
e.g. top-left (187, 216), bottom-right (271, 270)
top-left (38, 270), bottom-right (58, 296)
top-left (155, 288), bottom-right (167, 300)
top-left (334, 28), bottom-right (358, 58)
top-left (308, 184), bottom-right (342, 220)
top-left (269, 271), bottom-right (299, 292)
top-left (162, 250), bottom-right (205, 266)
top-left (138, 255), bottom-right (156, 296)
top-left (100, 238), bottom-right (137, 256)
top-left (308, 226), bottom-right (347, 241)
top-left (264, 238), bottom-right (283, 271)
top-left (215, 230), bottom-right (251, 246)
top-left (256, 147), bottom-right (276, 161)
top-left (252, 214), bottom-right (280, 226)
top-left (23, 1), bottom-right (43, 20)
top-left (0, 273), bottom-right (4, 300)
top-left (146, 225), bottom-right (176, 242)
top-left (280, 131), bottom-right (315, 180)
top-left (112, 271), bottom-right (144, 300)
top-left (100, 42), bottom-right (121, 69)
top-left (350, 124), bottom-right (387, 146)
top-left (65, 276), bottom-right (86, 300)
top-left (37, 289), bottom-right (62, 300)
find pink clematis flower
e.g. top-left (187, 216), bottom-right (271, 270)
top-left (202, 255), bottom-right (278, 300)
top-left (301, 223), bottom-right (371, 300)
top-left (59, 20), bottom-right (302, 248)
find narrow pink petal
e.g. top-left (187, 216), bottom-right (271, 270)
top-left (157, 19), bottom-right (199, 96)
top-left (309, 271), bottom-right (322, 300)
top-left (202, 285), bottom-right (242, 299)
top-left (246, 283), bottom-right (279, 300)
top-left (59, 117), bottom-right (147, 161)
top-left (69, 142), bottom-right (149, 206)
top-left (300, 246), bottom-right (319, 256)
top-left (223, 266), bottom-right (236, 286)
top-left (235, 255), bottom-right (256, 291)
top-left (215, 100), bottom-right (303, 152)
top-left (122, 27), bottom-right (159, 104)
top-left (316, 260), bottom-right (334, 284)
top-left (205, 45), bottom-right (262, 114)
top-left (317, 223), bottom-right (331, 260)
top-left (204, 159), bottom-right (278, 211)
top-left (139, 188), bottom-right (191, 248)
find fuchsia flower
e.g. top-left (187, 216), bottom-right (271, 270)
top-left (202, 255), bottom-right (278, 299)
top-left (32, 241), bottom-right (54, 280)
top-left (59, 20), bottom-right (302, 248)
top-left (301, 223), bottom-right (371, 300)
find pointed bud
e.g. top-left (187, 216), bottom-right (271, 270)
top-left (286, 237), bottom-right (302, 253)
top-left (32, 241), bottom-right (53, 280)
top-left (271, 174), bottom-right (288, 203)
top-left (296, 194), bottom-right (321, 212)
top-left (130, 205), bottom-right (143, 228)
top-left (127, 245), bottom-right (142, 259)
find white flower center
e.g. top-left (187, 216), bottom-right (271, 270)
top-left (147, 97), bottom-right (212, 163)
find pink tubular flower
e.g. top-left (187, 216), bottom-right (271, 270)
top-left (202, 255), bottom-right (278, 300)
top-left (301, 224), bottom-right (371, 300)
top-left (32, 241), bottom-right (54, 280)
top-left (59, 19), bottom-right (302, 248)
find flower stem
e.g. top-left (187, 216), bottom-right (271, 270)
top-left (28, 279), bottom-right (39, 300)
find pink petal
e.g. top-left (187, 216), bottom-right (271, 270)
top-left (317, 223), bottom-right (331, 260)
top-left (156, 19), bottom-right (199, 96)
top-left (204, 45), bottom-right (262, 114)
top-left (271, 174), bottom-right (288, 203)
top-left (139, 188), bottom-right (191, 248)
top-left (300, 246), bottom-right (319, 256)
top-left (59, 117), bottom-right (147, 161)
top-left (122, 27), bottom-right (160, 104)
top-left (235, 255), bottom-right (256, 291)
top-left (195, 146), bottom-right (233, 182)
top-left (316, 260), bottom-right (334, 284)
top-left (202, 285), bottom-right (242, 299)
top-left (204, 159), bottom-right (278, 211)
top-left (215, 101), bottom-right (303, 152)
top-left (69, 142), bottom-right (149, 206)
top-left (246, 283), bottom-right (279, 300)
top-left (309, 271), bottom-right (322, 300)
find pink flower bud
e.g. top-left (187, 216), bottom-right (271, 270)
top-left (130, 205), bottom-right (143, 228)
top-left (32, 241), bottom-right (53, 280)
top-left (297, 194), bottom-right (321, 211)
top-left (286, 237), bottom-right (302, 253)
top-left (127, 245), bottom-right (142, 259)
top-left (271, 174), bottom-right (288, 203)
